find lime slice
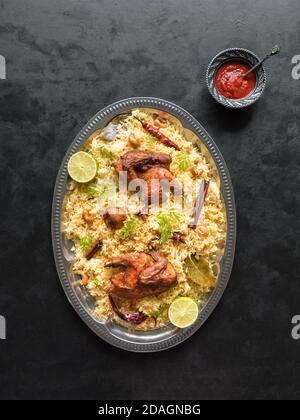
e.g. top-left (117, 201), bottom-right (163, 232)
top-left (67, 152), bottom-right (97, 183)
top-left (168, 297), bottom-right (199, 328)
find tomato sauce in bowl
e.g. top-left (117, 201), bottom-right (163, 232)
top-left (215, 61), bottom-right (256, 100)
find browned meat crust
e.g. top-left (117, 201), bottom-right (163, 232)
top-left (105, 252), bottom-right (177, 299)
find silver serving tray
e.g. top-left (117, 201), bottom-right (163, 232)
top-left (52, 97), bottom-right (236, 352)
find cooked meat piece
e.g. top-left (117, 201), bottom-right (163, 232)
top-left (115, 150), bottom-right (181, 204)
top-left (143, 167), bottom-right (175, 201)
top-left (115, 150), bottom-right (172, 180)
top-left (140, 262), bottom-right (177, 285)
top-left (105, 252), bottom-right (177, 299)
top-left (105, 253), bottom-right (152, 298)
top-left (115, 158), bottom-right (123, 174)
top-left (138, 251), bottom-right (168, 282)
top-left (103, 207), bottom-right (127, 229)
top-left (142, 167), bottom-right (182, 201)
top-left (105, 252), bottom-right (152, 272)
top-left (143, 167), bottom-right (175, 183)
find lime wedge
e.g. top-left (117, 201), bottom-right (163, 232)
top-left (67, 152), bottom-right (97, 183)
top-left (168, 297), bottom-right (199, 328)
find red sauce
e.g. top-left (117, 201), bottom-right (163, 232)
top-left (215, 61), bottom-right (256, 100)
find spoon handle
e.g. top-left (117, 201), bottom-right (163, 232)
top-left (243, 45), bottom-right (280, 78)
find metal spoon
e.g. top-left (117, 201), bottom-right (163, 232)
top-left (243, 45), bottom-right (280, 78)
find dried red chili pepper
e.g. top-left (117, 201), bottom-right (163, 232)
top-left (85, 239), bottom-right (103, 260)
top-left (188, 180), bottom-right (210, 229)
top-left (134, 116), bottom-right (180, 150)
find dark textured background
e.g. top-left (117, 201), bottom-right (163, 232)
top-left (0, 0), bottom-right (300, 400)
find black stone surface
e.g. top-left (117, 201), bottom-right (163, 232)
top-left (0, 0), bottom-right (300, 400)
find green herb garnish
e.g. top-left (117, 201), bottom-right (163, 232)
top-left (96, 183), bottom-right (116, 211)
top-left (147, 304), bottom-right (167, 319)
top-left (174, 150), bottom-right (191, 172)
top-left (80, 235), bottom-right (93, 252)
top-left (120, 216), bottom-right (140, 239)
top-left (99, 146), bottom-right (114, 160)
top-left (99, 184), bottom-right (114, 200)
top-left (86, 182), bottom-right (114, 200)
top-left (169, 208), bottom-right (181, 222)
top-left (144, 135), bottom-right (156, 148)
top-left (92, 278), bottom-right (103, 287)
top-left (99, 185), bottom-right (109, 197)
top-left (86, 184), bottom-right (99, 198)
top-left (157, 212), bottom-right (172, 244)
top-left (156, 209), bottom-right (181, 244)
top-left (271, 45), bottom-right (280, 55)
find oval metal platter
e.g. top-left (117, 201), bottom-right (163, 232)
top-left (52, 97), bottom-right (236, 352)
